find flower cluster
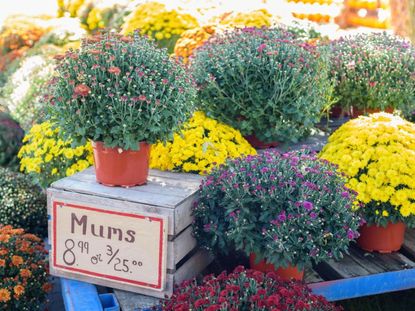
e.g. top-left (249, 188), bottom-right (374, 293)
top-left (150, 111), bottom-right (256, 174)
top-left (57, 0), bottom-right (86, 18)
top-left (164, 265), bottom-right (341, 311)
top-left (320, 113), bottom-right (415, 226)
top-left (1, 45), bottom-right (60, 130)
top-left (0, 225), bottom-right (50, 311)
top-left (49, 32), bottom-right (196, 150)
top-left (122, 2), bottom-right (199, 53)
top-left (0, 168), bottom-right (47, 237)
top-left (191, 27), bottom-right (334, 144)
top-left (86, 4), bottom-right (124, 32)
top-left (218, 9), bottom-right (273, 28)
top-left (18, 121), bottom-right (93, 188)
top-left (0, 16), bottom-right (45, 55)
top-left (327, 32), bottom-right (415, 112)
top-left (0, 112), bottom-right (24, 170)
top-left (174, 25), bottom-right (216, 64)
top-left (193, 151), bottom-right (360, 269)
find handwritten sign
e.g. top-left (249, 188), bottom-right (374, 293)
top-left (51, 201), bottom-right (167, 290)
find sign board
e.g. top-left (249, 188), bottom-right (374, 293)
top-left (51, 200), bottom-right (168, 291)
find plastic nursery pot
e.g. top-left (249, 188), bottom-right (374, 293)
top-left (92, 141), bottom-right (150, 187)
top-left (357, 222), bottom-right (406, 253)
top-left (244, 134), bottom-right (279, 149)
top-left (249, 253), bottom-right (304, 281)
top-left (350, 106), bottom-right (394, 119)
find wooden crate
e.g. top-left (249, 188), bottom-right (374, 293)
top-left (48, 167), bottom-right (213, 298)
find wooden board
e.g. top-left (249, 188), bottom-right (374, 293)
top-left (52, 167), bottom-right (202, 209)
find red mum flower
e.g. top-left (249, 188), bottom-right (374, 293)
top-left (74, 84), bottom-right (91, 97)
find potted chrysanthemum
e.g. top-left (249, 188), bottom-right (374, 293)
top-left (320, 113), bottom-right (415, 253)
top-left (193, 150), bottom-right (360, 280)
top-left (49, 32), bottom-right (196, 187)
top-left (327, 33), bottom-right (415, 118)
top-left (191, 27), bottom-right (334, 149)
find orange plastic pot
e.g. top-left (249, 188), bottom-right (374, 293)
top-left (350, 107), bottom-right (394, 119)
top-left (357, 222), bottom-right (406, 253)
top-left (249, 253), bottom-right (304, 281)
top-left (244, 134), bottom-right (279, 149)
top-left (92, 141), bottom-right (150, 187)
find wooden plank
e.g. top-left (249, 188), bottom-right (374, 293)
top-left (170, 226), bottom-right (197, 269)
top-left (304, 268), bottom-right (324, 284)
top-left (349, 245), bottom-right (415, 273)
top-left (77, 167), bottom-right (202, 191)
top-left (52, 178), bottom-right (182, 208)
top-left (67, 172), bottom-right (196, 200)
top-left (347, 246), bottom-right (387, 275)
top-left (114, 289), bottom-right (161, 311)
top-left (174, 193), bottom-right (198, 236)
top-left (174, 249), bottom-right (214, 285)
top-left (315, 252), bottom-right (373, 280)
top-left (402, 229), bottom-right (415, 260)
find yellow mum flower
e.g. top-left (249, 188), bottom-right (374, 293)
top-left (18, 121), bottom-right (93, 188)
top-left (320, 113), bottom-right (415, 222)
top-left (150, 111), bottom-right (256, 175)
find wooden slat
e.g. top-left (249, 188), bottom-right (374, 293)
top-left (316, 253), bottom-right (373, 280)
top-left (114, 289), bottom-right (161, 311)
top-left (68, 170), bottom-right (197, 199)
top-left (173, 226), bottom-right (197, 267)
top-left (174, 249), bottom-right (214, 285)
top-left (166, 225), bottom-right (197, 271)
top-left (52, 168), bottom-right (201, 209)
top-left (78, 167), bottom-right (202, 191)
top-left (52, 178), bottom-right (184, 208)
top-left (402, 229), bottom-right (415, 260)
top-left (304, 268), bottom-right (324, 284)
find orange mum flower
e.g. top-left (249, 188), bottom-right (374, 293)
top-left (11, 255), bottom-right (23, 266)
top-left (0, 249), bottom-right (8, 256)
top-left (13, 285), bottom-right (24, 297)
top-left (20, 269), bottom-right (32, 278)
top-left (0, 289), bottom-right (11, 302)
top-left (0, 259), bottom-right (5, 267)
top-left (0, 235), bottom-right (10, 243)
top-left (42, 283), bottom-right (52, 292)
top-left (22, 234), bottom-right (41, 242)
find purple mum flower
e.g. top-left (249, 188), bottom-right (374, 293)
top-left (303, 201), bottom-right (314, 211)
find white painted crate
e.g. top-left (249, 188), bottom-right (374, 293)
top-left (48, 167), bottom-right (213, 298)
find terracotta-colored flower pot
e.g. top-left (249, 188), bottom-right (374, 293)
top-left (350, 107), bottom-right (394, 119)
top-left (244, 134), bottom-right (279, 149)
top-left (249, 253), bottom-right (304, 281)
top-left (92, 141), bottom-right (150, 187)
top-left (357, 222), bottom-right (406, 253)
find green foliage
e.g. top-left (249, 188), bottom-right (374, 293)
top-left (191, 27), bottom-right (334, 144)
top-left (49, 32), bottom-right (196, 150)
top-left (327, 32), bottom-right (415, 112)
top-left (193, 151), bottom-right (360, 269)
top-left (0, 167), bottom-right (47, 237)
top-left (0, 113), bottom-right (24, 170)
